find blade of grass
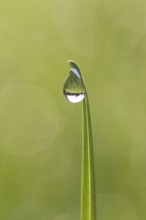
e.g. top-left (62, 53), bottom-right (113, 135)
top-left (63, 60), bottom-right (96, 220)
top-left (81, 94), bottom-right (96, 220)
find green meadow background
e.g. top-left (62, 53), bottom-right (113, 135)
top-left (0, 0), bottom-right (146, 219)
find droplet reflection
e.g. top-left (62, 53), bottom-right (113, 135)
top-left (65, 93), bottom-right (85, 103)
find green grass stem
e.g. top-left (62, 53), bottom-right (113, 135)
top-left (63, 60), bottom-right (96, 220)
top-left (81, 94), bottom-right (96, 220)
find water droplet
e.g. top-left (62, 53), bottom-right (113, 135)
top-left (63, 61), bottom-right (86, 103)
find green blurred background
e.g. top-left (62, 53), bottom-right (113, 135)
top-left (0, 0), bottom-right (146, 219)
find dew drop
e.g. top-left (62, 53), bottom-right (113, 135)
top-left (63, 61), bottom-right (86, 104)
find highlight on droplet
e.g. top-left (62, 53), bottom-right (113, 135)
top-left (64, 92), bottom-right (85, 103)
